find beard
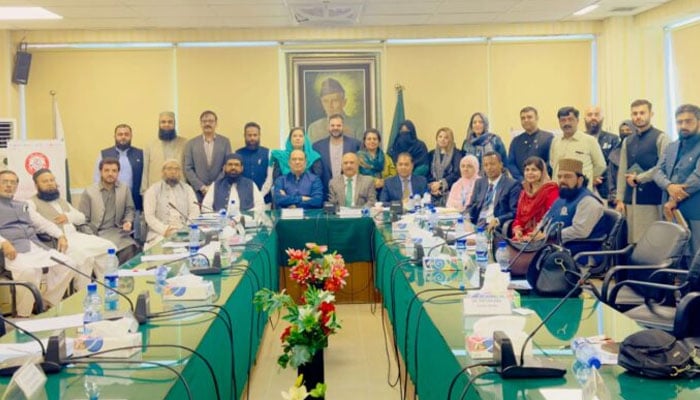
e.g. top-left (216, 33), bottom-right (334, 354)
top-left (165, 177), bottom-right (180, 186)
top-left (115, 141), bottom-right (131, 151)
top-left (245, 140), bottom-right (259, 150)
top-left (224, 172), bottom-right (240, 183)
top-left (586, 121), bottom-right (600, 134)
top-left (159, 128), bottom-right (177, 141)
top-left (559, 186), bottom-right (581, 200)
top-left (37, 188), bottom-right (60, 202)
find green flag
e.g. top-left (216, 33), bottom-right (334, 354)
top-left (387, 86), bottom-right (405, 152)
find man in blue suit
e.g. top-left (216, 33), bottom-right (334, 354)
top-left (467, 151), bottom-right (521, 232)
top-left (380, 152), bottom-right (428, 205)
top-left (312, 114), bottom-right (361, 199)
top-left (655, 103), bottom-right (700, 255)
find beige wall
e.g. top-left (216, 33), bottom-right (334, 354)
top-left (672, 22), bottom-right (700, 107)
top-left (2, 0), bottom-right (700, 189)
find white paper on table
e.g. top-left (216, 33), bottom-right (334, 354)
top-left (140, 253), bottom-right (188, 262)
top-left (15, 313), bottom-right (84, 333)
top-left (118, 268), bottom-right (157, 277)
top-left (539, 389), bottom-right (584, 400)
top-left (160, 241), bottom-right (190, 248)
top-left (0, 338), bottom-right (75, 363)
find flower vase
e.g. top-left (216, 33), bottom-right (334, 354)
top-left (297, 349), bottom-right (324, 399)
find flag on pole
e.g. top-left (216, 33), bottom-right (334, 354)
top-left (386, 85), bottom-right (405, 153)
top-left (52, 93), bottom-right (71, 201)
top-left (52, 95), bottom-right (65, 141)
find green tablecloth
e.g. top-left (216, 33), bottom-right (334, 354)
top-left (373, 223), bottom-right (700, 399)
top-left (0, 227), bottom-right (278, 400)
top-left (275, 210), bottom-right (375, 264)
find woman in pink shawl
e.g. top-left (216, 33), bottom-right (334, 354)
top-left (446, 155), bottom-right (480, 212)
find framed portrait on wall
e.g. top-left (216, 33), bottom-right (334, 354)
top-left (287, 52), bottom-right (379, 143)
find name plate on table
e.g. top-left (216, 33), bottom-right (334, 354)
top-left (281, 208), bottom-right (304, 219)
top-left (463, 292), bottom-right (512, 315)
top-left (422, 256), bottom-right (461, 271)
top-left (338, 208), bottom-right (363, 218)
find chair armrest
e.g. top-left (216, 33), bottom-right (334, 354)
top-left (608, 279), bottom-right (686, 304)
top-left (601, 262), bottom-right (672, 302)
top-left (649, 268), bottom-right (689, 282)
top-left (573, 244), bottom-right (635, 263)
top-left (0, 280), bottom-right (44, 314)
top-left (674, 292), bottom-right (700, 339)
top-left (566, 235), bottom-right (607, 245)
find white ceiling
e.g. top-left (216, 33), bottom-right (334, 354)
top-left (0, 0), bottom-right (672, 30)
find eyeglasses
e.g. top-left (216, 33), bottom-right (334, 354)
top-left (0, 179), bottom-right (19, 186)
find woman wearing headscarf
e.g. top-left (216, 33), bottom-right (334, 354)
top-left (607, 120), bottom-right (637, 207)
top-left (511, 156), bottom-right (559, 241)
top-left (269, 127), bottom-right (322, 180)
top-left (445, 155), bottom-right (479, 212)
top-left (461, 112), bottom-right (509, 172)
top-left (387, 119), bottom-right (429, 177)
top-left (427, 127), bottom-right (462, 206)
top-left (357, 128), bottom-right (396, 190)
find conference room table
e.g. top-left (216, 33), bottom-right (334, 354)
top-left (0, 223), bottom-right (278, 400)
top-left (372, 221), bottom-right (700, 399)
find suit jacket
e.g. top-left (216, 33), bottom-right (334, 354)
top-left (328, 174), bottom-right (376, 207)
top-left (312, 136), bottom-right (362, 199)
top-left (79, 182), bottom-right (135, 234)
top-left (184, 134), bottom-right (232, 192)
top-left (467, 175), bottom-right (521, 225)
top-left (379, 175), bottom-right (428, 203)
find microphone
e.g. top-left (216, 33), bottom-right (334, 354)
top-left (49, 256), bottom-right (135, 314)
top-left (0, 319), bottom-right (66, 376)
top-left (493, 268), bottom-right (592, 379)
top-left (168, 201), bottom-right (195, 226)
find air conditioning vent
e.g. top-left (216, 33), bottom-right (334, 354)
top-left (0, 119), bottom-right (15, 149)
top-left (291, 3), bottom-right (362, 26)
top-left (610, 7), bottom-right (638, 13)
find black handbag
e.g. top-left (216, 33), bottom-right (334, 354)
top-left (618, 329), bottom-right (699, 379)
top-left (526, 242), bottom-right (581, 297)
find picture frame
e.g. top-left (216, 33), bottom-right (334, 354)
top-left (287, 52), bottom-right (379, 143)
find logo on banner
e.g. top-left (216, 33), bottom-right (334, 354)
top-left (24, 152), bottom-right (50, 175)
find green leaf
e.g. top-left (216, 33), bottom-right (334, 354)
top-left (309, 383), bottom-right (326, 397)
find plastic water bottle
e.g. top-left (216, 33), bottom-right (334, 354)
top-left (495, 240), bottom-right (511, 273)
top-left (413, 194), bottom-right (422, 214)
top-left (475, 227), bottom-right (489, 270)
top-left (572, 338), bottom-right (602, 369)
top-left (103, 248), bottom-right (119, 312)
top-left (83, 282), bottom-right (102, 333)
top-left (155, 265), bottom-right (168, 294)
top-left (422, 191), bottom-right (431, 211)
top-left (218, 208), bottom-right (227, 231)
top-left (84, 375), bottom-right (100, 400)
top-left (455, 216), bottom-right (466, 237)
top-left (427, 207), bottom-right (438, 233)
top-left (228, 199), bottom-right (239, 221)
top-left (407, 195), bottom-right (415, 212)
top-left (188, 224), bottom-right (204, 270)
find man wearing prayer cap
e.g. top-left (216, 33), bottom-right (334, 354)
top-left (541, 158), bottom-right (609, 257)
top-left (142, 159), bottom-right (200, 249)
top-left (307, 77), bottom-right (364, 143)
top-left (202, 153), bottom-right (265, 215)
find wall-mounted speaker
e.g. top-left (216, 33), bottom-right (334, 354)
top-left (12, 51), bottom-right (32, 85)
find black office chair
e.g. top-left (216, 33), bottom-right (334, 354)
top-left (575, 220), bottom-right (690, 311)
top-left (1, 250), bottom-right (46, 318)
top-left (616, 249), bottom-right (700, 338)
top-left (568, 208), bottom-right (625, 275)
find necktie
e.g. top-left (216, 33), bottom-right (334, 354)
top-left (345, 177), bottom-right (353, 206)
top-left (402, 179), bottom-right (410, 200)
top-left (484, 183), bottom-right (495, 207)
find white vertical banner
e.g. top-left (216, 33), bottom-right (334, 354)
top-left (7, 140), bottom-right (67, 201)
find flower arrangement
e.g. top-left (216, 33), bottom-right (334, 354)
top-left (254, 285), bottom-right (341, 368)
top-left (281, 374), bottom-right (325, 400)
top-left (286, 243), bottom-right (349, 293)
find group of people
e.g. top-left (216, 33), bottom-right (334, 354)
top-left (2, 99), bottom-right (700, 316)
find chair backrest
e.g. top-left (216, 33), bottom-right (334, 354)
top-left (630, 221), bottom-right (690, 266)
top-left (687, 249), bottom-right (700, 292)
top-left (601, 208), bottom-right (625, 251)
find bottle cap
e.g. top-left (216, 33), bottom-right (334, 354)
top-left (107, 248), bottom-right (116, 255)
top-left (189, 223), bottom-right (198, 229)
top-left (588, 358), bottom-right (601, 369)
top-left (498, 240), bottom-right (506, 248)
top-left (87, 282), bottom-right (97, 292)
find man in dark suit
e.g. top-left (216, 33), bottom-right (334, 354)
top-left (184, 110), bottom-right (232, 203)
top-left (94, 123), bottom-right (143, 211)
top-left (467, 151), bottom-right (521, 232)
top-left (312, 113), bottom-right (361, 200)
top-left (328, 153), bottom-right (376, 208)
top-left (380, 152), bottom-right (428, 204)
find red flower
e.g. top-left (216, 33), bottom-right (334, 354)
top-left (290, 263), bottom-right (311, 284)
top-left (286, 248), bottom-right (309, 264)
top-left (280, 326), bottom-right (292, 342)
